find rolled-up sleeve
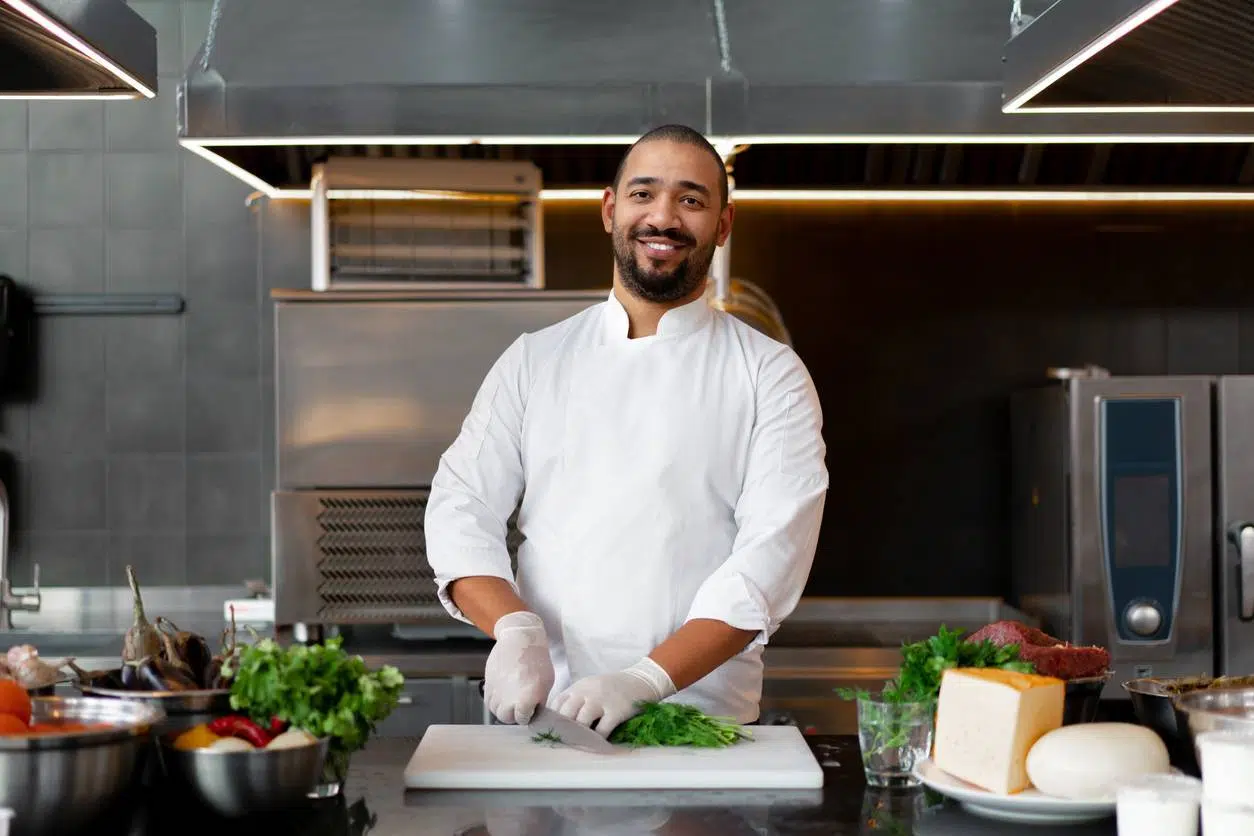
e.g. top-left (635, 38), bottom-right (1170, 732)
top-left (425, 336), bottom-right (529, 625)
top-left (684, 346), bottom-right (828, 647)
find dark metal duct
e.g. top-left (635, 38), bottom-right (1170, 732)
top-left (0, 0), bottom-right (157, 99)
top-left (1003, 0), bottom-right (1254, 113)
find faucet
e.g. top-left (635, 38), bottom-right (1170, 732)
top-left (0, 479), bottom-right (39, 630)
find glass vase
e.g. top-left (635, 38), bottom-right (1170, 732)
top-left (309, 748), bottom-right (352, 798)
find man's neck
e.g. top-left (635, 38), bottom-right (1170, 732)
top-left (611, 279), bottom-right (704, 339)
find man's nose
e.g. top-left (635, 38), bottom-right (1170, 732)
top-left (643, 199), bottom-right (681, 232)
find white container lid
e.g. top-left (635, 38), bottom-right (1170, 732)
top-left (1196, 729), bottom-right (1254, 755)
top-left (1116, 773), bottom-right (1203, 803)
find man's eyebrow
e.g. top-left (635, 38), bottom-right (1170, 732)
top-left (625, 176), bottom-right (711, 197)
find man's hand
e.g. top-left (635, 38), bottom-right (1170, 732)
top-left (552, 657), bottom-right (676, 738)
top-left (483, 611), bottom-right (555, 725)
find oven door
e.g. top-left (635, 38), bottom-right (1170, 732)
top-left (1069, 376), bottom-right (1214, 690)
top-left (1217, 376), bottom-right (1254, 677)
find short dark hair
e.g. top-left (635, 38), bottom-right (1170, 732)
top-left (611, 124), bottom-right (729, 207)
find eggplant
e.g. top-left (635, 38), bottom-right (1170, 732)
top-left (121, 565), bottom-right (162, 665)
top-left (156, 617), bottom-right (213, 688)
top-left (120, 662), bottom-right (140, 690)
top-left (67, 661), bottom-right (124, 691)
top-left (135, 656), bottom-right (198, 692)
top-left (201, 606), bottom-right (240, 690)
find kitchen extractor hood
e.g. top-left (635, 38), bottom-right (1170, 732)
top-left (1, 0), bottom-right (157, 99)
top-left (178, 0), bottom-right (1254, 196)
top-left (1002, 0), bottom-right (1254, 113)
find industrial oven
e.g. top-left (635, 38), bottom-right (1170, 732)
top-left (1010, 368), bottom-right (1254, 696)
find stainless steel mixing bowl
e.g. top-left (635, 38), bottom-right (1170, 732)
top-left (74, 670), bottom-right (232, 733)
top-left (0, 696), bottom-right (164, 836)
top-left (1174, 685), bottom-right (1254, 763)
top-left (158, 733), bottom-right (330, 817)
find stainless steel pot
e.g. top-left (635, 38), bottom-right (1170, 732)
top-left (0, 696), bottom-right (163, 836)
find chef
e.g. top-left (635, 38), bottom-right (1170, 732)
top-left (424, 124), bottom-right (828, 737)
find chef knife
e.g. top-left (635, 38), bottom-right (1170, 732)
top-left (525, 706), bottom-right (622, 755)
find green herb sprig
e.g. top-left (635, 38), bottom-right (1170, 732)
top-left (836, 625), bottom-right (1034, 705)
top-left (608, 702), bottom-right (751, 748)
top-left (531, 730), bottom-right (562, 744)
top-left (835, 625), bottom-right (1035, 758)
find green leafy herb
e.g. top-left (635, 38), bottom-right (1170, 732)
top-left (222, 635), bottom-right (405, 771)
top-left (608, 702), bottom-right (751, 748)
top-left (835, 625), bottom-right (1035, 705)
top-left (531, 730), bottom-right (563, 744)
top-left (835, 625), bottom-right (1035, 760)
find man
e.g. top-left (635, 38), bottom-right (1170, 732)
top-left (424, 124), bottom-right (828, 737)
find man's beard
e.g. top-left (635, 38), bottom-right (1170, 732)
top-left (612, 223), bottom-right (717, 303)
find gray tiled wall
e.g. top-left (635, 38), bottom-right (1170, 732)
top-left (0, 1), bottom-right (279, 588)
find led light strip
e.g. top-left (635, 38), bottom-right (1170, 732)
top-left (2, 0), bottom-right (156, 98)
top-left (182, 140), bottom-right (1254, 204)
top-left (1002, 0), bottom-right (1201, 114)
top-left (260, 187), bottom-right (1254, 204)
top-left (184, 133), bottom-right (1254, 147)
top-left (0, 92), bottom-right (137, 100)
top-left (1015, 104), bottom-right (1254, 114)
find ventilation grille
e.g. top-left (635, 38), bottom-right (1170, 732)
top-left (311, 157), bottom-right (545, 291)
top-left (328, 196), bottom-right (535, 286)
top-left (311, 494), bottom-right (522, 621)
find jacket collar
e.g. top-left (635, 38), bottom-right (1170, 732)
top-left (602, 288), bottom-right (712, 342)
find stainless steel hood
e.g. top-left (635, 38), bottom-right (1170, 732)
top-left (1, 0), bottom-right (157, 99)
top-left (178, 0), bottom-right (1254, 195)
top-left (1002, 0), bottom-right (1254, 113)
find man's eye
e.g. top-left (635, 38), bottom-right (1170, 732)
top-left (630, 191), bottom-right (650, 199)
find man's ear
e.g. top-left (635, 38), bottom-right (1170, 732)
top-left (716, 202), bottom-right (735, 247)
top-left (601, 186), bottom-right (615, 234)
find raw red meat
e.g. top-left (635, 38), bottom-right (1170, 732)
top-left (967, 620), bottom-right (1110, 680)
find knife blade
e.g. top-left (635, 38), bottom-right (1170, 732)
top-left (525, 706), bottom-right (622, 754)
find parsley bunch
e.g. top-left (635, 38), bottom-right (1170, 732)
top-left (609, 702), bottom-right (751, 748)
top-left (836, 626), bottom-right (1035, 759)
top-left (223, 636), bottom-right (404, 766)
top-left (837, 625), bottom-right (1034, 705)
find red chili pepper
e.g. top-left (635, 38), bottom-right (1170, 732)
top-left (268, 716), bottom-right (286, 735)
top-left (207, 715), bottom-right (274, 748)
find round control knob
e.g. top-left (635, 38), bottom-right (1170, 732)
top-left (1125, 602), bottom-right (1163, 637)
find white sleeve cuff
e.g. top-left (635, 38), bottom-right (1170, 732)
top-left (683, 571), bottom-right (773, 649)
top-left (433, 546), bottom-right (520, 627)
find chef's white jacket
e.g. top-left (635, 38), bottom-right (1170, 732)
top-left (425, 291), bottom-right (828, 722)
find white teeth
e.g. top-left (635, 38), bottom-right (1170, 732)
top-left (644, 242), bottom-right (675, 251)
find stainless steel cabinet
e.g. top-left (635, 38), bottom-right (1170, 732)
top-left (373, 676), bottom-right (487, 737)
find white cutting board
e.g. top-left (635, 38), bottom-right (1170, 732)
top-left (403, 724), bottom-right (825, 790)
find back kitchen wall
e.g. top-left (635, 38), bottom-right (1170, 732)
top-left (1, 1), bottom-right (1253, 596)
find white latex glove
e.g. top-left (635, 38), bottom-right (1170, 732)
top-left (484, 610), bottom-right (555, 725)
top-left (552, 657), bottom-right (676, 738)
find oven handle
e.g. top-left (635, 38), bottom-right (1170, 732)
top-left (1228, 523), bottom-right (1254, 622)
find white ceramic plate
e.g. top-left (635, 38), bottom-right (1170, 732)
top-left (914, 759), bottom-right (1116, 825)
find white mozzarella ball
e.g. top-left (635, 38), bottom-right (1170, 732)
top-left (1026, 722), bottom-right (1170, 800)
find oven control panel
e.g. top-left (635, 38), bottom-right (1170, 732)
top-left (1099, 397), bottom-right (1181, 644)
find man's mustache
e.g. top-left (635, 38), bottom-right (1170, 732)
top-left (632, 226), bottom-right (695, 247)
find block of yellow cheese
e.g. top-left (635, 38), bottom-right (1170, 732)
top-left (932, 667), bottom-right (1065, 795)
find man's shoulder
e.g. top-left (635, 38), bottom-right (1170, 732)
top-left (714, 311), bottom-right (812, 384)
top-left (519, 299), bottom-right (603, 354)
top-left (497, 299), bottom-right (604, 377)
